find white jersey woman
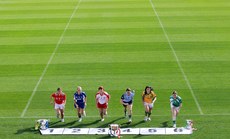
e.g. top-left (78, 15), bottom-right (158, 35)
top-left (95, 86), bottom-right (110, 121)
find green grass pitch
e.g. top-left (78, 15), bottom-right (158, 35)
top-left (0, 0), bottom-right (230, 138)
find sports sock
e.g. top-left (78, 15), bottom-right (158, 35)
top-left (173, 120), bottom-right (176, 124)
top-left (100, 112), bottom-right (103, 118)
top-left (124, 110), bottom-right (127, 116)
top-left (78, 113), bottom-right (81, 118)
top-left (148, 112), bottom-right (151, 117)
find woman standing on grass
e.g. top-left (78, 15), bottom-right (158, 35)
top-left (50, 87), bottom-right (66, 122)
top-left (95, 86), bottom-right (110, 122)
top-left (170, 90), bottom-right (182, 128)
top-left (74, 86), bottom-right (87, 122)
top-left (120, 88), bottom-right (135, 122)
top-left (142, 86), bottom-right (157, 122)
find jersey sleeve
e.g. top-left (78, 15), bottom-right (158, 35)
top-left (73, 93), bottom-right (76, 100)
top-left (141, 92), bottom-right (145, 97)
top-left (63, 94), bottom-right (66, 100)
top-left (169, 96), bottom-right (173, 103)
top-left (152, 91), bottom-right (157, 98)
top-left (51, 93), bottom-right (55, 98)
top-left (178, 96), bottom-right (182, 103)
top-left (83, 92), bottom-right (87, 98)
top-left (131, 93), bottom-right (134, 100)
top-left (95, 93), bottom-right (99, 99)
top-left (103, 91), bottom-right (110, 100)
top-left (121, 94), bottom-right (124, 99)
top-left (106, 93), bottom-right (110, 100)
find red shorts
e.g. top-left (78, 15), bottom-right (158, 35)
top-left (97, 103), bottom-right (107, 109)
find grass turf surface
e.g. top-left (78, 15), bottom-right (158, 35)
top-left (0, 0), bottom-right (230, 138)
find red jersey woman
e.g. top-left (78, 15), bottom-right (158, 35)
top-left (50, 88), bottom-right (66, 122)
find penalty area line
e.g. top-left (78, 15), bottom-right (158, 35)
top-left (20, 0), bottom-right (83, 118)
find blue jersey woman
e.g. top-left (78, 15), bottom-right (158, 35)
top-left (74, 86), bottom-right (87, 122)
top-left (120, 88), bottom-right (135, 122)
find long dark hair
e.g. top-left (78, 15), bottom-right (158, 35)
top-left (144, 86), bottom-right (153, 94)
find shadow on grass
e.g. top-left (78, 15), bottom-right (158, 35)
top-left (161, 121), bottom-right (169, 127)
top-left (98, 117), bottom-right (124, 128)
top-left (49, 120), bottom-right (76, 128)
top-left (121, 120), bottom-right (145, 128)
top-left (49, 120), bottom-right (60, 127)
top-left (15, 121), bottom-right (61, 135)
top-left (70, 119), bottom-right (101, 128)
top-left (96, 135), bottom-right (111, 139)
top-left (133, 135), bottom-right (143, 138)
top-left (15, 126), bottom-right (40, 135)
top-left (15, 120), bottom-right (71, 135)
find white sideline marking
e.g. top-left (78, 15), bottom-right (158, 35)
top-left (2, 113), bottom-right (230, 119)
top-left (20, 0), bottom-right (83, 118)
top-left (149, 0), bottom-right (203, 115)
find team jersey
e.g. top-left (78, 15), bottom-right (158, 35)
top-left (95, 92), bottom-right (110, 104)
top-left (170, 95), bottom-right (182, 107)
top-left (142, 91), bottom-right (157, 103)
top-left (74, 92), bottom-right (86, 103)
top-left (51, 93), bottom-right (66, 104)
top-left (121, 92), bottom-right (134, 102)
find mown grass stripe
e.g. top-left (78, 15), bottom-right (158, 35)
top-left (20, 0), bottom-right (82, 118)
top-left (149, 0), bottom-right (203, 115)
top-left (0, 0), bottom-right (229, 138)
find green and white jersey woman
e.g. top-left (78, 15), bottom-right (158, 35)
top-left (170, 91), bottom-right (182, 128)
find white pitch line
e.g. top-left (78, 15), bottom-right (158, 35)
top-left (149, 0), bottom-right (203, 115)
top-left (20, 0), bottom-right (83, 118)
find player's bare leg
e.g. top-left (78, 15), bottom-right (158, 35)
top-left (176, 109), bottom-right (179, 116)
top-left (56, 109), bottom-right (60, 118)
top-left (104, 106), bottom-right (108, 116)
top-left (83, 109), bottom-right (86, 117)
top-left (101, 108), bottom-right (107, 121)
top-left (127, 105), bottom-right (132, 122)
top-left (83, 104), bottom-right (86, 117)
top-left (124, 105), bottom-right (127, 117)
top-left (148, 107), bottom-right (152, 121)
top-left (78, 108), bottom-right (83, 122)
top-left (99, 108), bottom-right (104, 121)
top-left (144, 105), bottom-right (149, 121)
top-left (171, 108), bottom-right (177, 128)
top-left (60, 109), bottom-right (64, 122)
